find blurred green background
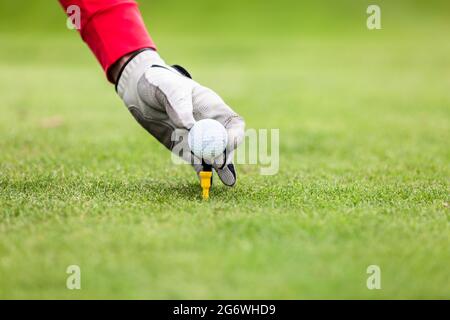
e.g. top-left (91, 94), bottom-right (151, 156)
top-left (0, 0), bottom-right (449, 299)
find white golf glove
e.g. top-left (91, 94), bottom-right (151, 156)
top-left (117, 49), bottom-right (245, 186)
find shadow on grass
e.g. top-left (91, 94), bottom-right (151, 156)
top-left (136, 179), bottom-right (201, 201)
top-left (2, 174), bottom-right (242, 205)
top-left (133, 178), bottom-right (238, 203)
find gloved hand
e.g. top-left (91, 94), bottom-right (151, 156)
top-left (116, 49), bottom-right (245, 186)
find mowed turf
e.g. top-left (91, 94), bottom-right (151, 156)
top-left (0, 1), bottom-right (449, 299)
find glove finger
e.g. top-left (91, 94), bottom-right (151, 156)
top-left (210, 147), bottom-right (236, 186)
top-left (192, 85), bottom-right (245, 153)
top-left (224, 116), bottom-right (245, 153)
top-left (214, 162), bottom-right (237, 187)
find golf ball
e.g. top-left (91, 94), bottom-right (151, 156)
top-left (188, 119), bottom-right (228, 161)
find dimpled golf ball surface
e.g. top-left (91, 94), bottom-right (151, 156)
top-left (188, 119), bottom-right (228, 161)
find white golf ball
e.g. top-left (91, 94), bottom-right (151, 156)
top-left (188, 119), bottom-right (228, 161)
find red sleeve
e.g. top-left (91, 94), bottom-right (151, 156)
top-left (59, 0), bottom-right (156, 81)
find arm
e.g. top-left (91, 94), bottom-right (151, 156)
top-left (59, 1), bottom-right (245, 187)
top-left (59, 0), bottom-right (156, 82)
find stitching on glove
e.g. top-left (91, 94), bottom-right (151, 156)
top-left (128, 106), bottom-right (175, 150)
top-left (223, 114), bottom-right (243, 128)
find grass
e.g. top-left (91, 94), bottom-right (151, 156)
top-left (0, 0), bottom-right (449, 299)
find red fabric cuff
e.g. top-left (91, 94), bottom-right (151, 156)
top-left (60, 0), bottom-right (156, 81)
